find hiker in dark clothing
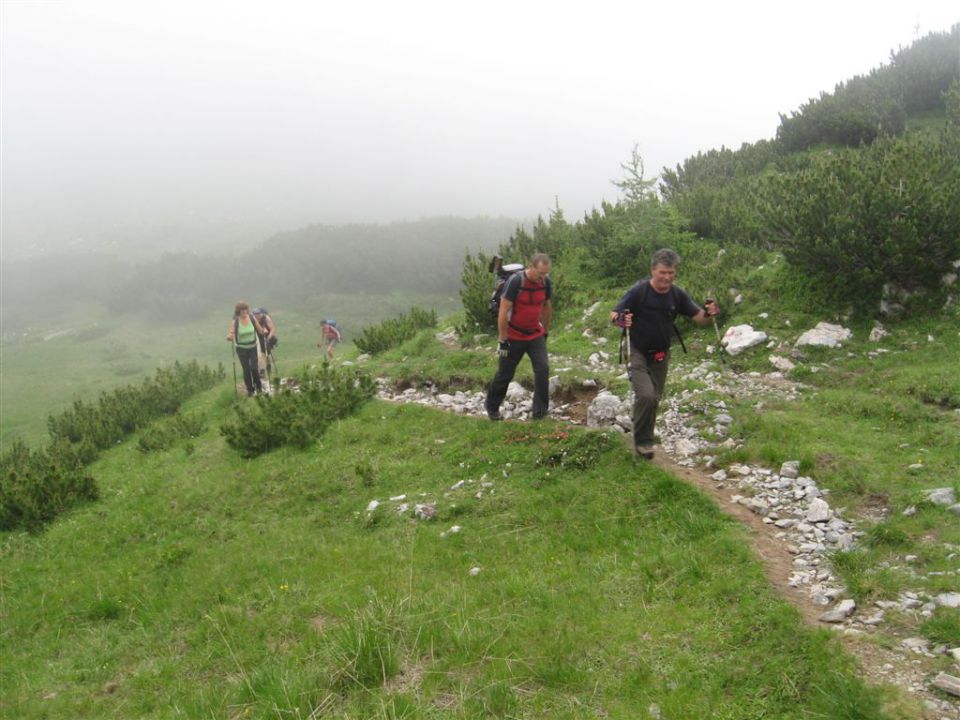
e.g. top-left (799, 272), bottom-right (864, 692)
top-left (252, 307), bottom-right (277, 354)
top-left (227, 302), bottom-right (267, 396)
top-left (485, 253), bottom-right (553, 421)
top-left (610, 248), bottom-right (718, 460)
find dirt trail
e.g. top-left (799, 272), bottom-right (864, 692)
top-left (649, 451), bottom-right (824, 624)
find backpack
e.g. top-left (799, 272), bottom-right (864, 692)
top-left (487, 263), bottom-right (525, 321)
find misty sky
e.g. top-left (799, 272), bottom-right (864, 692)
top-left (2, 0), bottom-right (957, 256)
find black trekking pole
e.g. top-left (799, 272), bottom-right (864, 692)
top-left (614, 312), bottom-right (632, 379)
top-left (268, 346), bottom-right (280, 388)
top-left (230, 340), bottom-right (239, 397)
top-left (705, 295), bottom-right (729, 372)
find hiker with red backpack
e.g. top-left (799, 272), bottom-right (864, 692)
top-left (318, 319), bottom-right (342, 360)
top-left (610, 248), bottom-right (718, 460)
top-left (484, 253), bottom-right (553, 421)
top-left (226, 301), bottom-right (268, 396)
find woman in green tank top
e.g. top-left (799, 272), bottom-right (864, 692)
top-left (226, 301), bottom-right (266, 395)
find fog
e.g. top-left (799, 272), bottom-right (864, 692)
top-left (2, 0), bottom-right (957, 258)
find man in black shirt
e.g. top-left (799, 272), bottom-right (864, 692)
top-left (610, 249), bottom-right (719, 460)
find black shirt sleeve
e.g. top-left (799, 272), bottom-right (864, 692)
top-left (674, 287), bottom-right (702, 318)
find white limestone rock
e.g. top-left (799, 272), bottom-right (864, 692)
top-left (795, 322), bottom-right (852, 348)
top-left (721, 324), bottom-right (769, 356)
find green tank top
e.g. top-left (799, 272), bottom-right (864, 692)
top-left (235, 317), bottom-right (257, 348)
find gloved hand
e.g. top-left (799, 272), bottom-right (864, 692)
top-left (497, 340), bottom-right (510, 358)
top-left (704, 299), bottom-right (720, 317)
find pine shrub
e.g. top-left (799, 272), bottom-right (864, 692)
top-left (220, 363), bottom-right (376, 458)
top-left (353, 307), bottom-right (437, 355)
top-left (0, 441), bottom-right (98, 531)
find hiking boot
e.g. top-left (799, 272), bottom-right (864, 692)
top-left (487, 409), bottom-right (503, 421)
top-left (634, 445), bottom-right (655, 461)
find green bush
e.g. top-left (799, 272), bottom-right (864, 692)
top-left (761, 127), bottom-right (960, 313)
top-left (353, 307), bottom-right (437, 355)
top-left (220, 363), bottom-right (376, 458)
top-left (47, 361), bottom-right (224, 453)
top-left (0, 441), bottom-right (98, 532)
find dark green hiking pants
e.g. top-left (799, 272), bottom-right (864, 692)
top-left (629, 349), bottom-right (670, 448)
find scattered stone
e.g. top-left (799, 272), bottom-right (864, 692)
top-left (903, 505), bottom-right (917, 516)
top-left (949, 504), bottom-right (960, 516)
top-left (936, 593), bottom-right (960, 609)
top-left (549, 375), bottom-right (561, 397)
top-left (746, 498), bottom-right (770, 516)
top-left (469, 567), bottom-right (481, 577)
top-left (779, 461), bottom-right (800, 479)
top-left (366, 500), bottom-right (380, 513)
top-left (415, 504), bottom-right (436, 520)
top-left (931, 672), bottom-right (960, 697)
top-left (587, 391), bottom-right (626, 428)
top-left (868, 323), bottom-right (890, 342)
top-left (795, 322), bottom-right (852, 348)
top-left (819, 598), bottom-right (856, 623)
top-left (903, 637), bottom-right (929, 651)
top-left (768, 355), bottom-right (796, 372)
top-left (674, 438), bottom-right (699, 457)
top-left (925, 488), bottom-right (957, 506)
top-left (389, 494), bottom-right (407, 502)
top-left (806, 498), bottom-right (833, 523)
top-left (722, 324), bottom-right (769, 356)
top-left (505, 382), bottom-right (527, 402)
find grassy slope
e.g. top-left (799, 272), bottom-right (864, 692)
top-left (0, 292), bottom-right (457, 447)
top-left (0, 387), bottom-right (885, 719)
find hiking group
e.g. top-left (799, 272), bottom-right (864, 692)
top-left (226, 306), bottom-right (344, 396)
top-left (226, 246), bottom-right (718, 459)
top-left (484, 248), bottom-right (718, 460)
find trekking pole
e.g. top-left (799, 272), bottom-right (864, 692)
top-left (705, 295), bottom-right (729, 372)
top-left (269, 347), bottom-right (280, 387)
top-left (230, 340), bottom-right (238, 397)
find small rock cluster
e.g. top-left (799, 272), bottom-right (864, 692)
top-left (376, 378), bottom-right (573, 422)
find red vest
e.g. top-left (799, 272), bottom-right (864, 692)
top-left (507, 274), bottom-right (548, 341)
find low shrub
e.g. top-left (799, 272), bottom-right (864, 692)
top-left (354, 307), bottom-right (437, 355)
top-left (48, 361), bottom-right (224, 454)
top-left (535, 430), bottom-right (616, 471)
top-left (0, 441), bottom-right (98, 532)
top-left (220, 363), bottom-right (376, 458)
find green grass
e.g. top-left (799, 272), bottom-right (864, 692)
top-left (0, 391), bottom-right (888, 719)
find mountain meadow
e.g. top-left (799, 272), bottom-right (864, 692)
top-left (2, 26), bottom-right (959, 720)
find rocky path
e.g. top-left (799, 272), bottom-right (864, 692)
top-left (375, 353), bottom-right (960, 718)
